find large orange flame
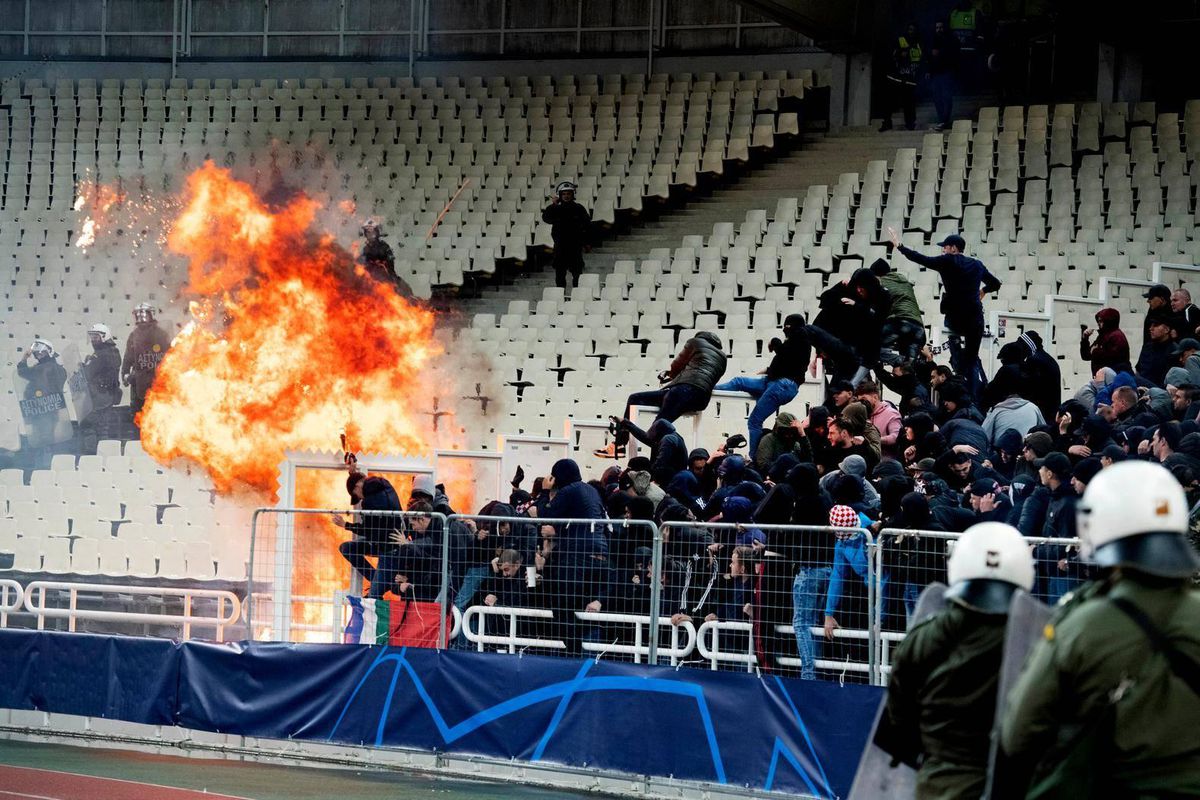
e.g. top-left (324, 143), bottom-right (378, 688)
top-left (140, 162), bottom-right (444, 495)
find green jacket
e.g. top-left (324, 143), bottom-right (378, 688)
top-left (880, 272), bottom-right (924, 325)
top-left (1001, 573), bottom-right (1200, 795)
top-left (887, 602), bottom-right (1007, 799)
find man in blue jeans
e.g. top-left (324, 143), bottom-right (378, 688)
top-left (794, 503), bottom-right (880, 679)
top-left (715, 313), bottom-right (811, 460)
top-left (596, 331), bottom-right (727, 459)
top-left (823, 505), bottom-right (886, 653)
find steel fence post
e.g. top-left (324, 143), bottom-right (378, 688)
top-left (439, 512), bottom-right (452, 650)
top-left (647, 520), bottom-right (663, 665)
top-left (867, 529), bottom-right (878, 686)
top-left (247, 508), bottom-right (262, 642)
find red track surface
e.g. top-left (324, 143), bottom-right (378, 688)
top-left (0, 765), bottom-right (252, 800)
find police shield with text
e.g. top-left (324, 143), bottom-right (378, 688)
top-left (122, 303), bottom-right (172, 416)
top-left (14, 339), bottom-right (71, 466)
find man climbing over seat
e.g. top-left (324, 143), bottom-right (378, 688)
top-left (595, 331), bottom-right (727, 460)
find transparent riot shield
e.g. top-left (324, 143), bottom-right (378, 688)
top-left (13, 352), bottom-right (73, 449)
top-left (847, 583), bottom-right (947, 800)
top-left (983, 590), bottom-right (1052, 800)
top-left (62, 343), bottom-right (94, 423)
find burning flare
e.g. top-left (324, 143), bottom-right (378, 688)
top-left (140, 162), bottom-right (443, 494)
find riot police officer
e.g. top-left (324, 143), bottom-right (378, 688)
top-left (83, 323), bottom-right (122, 410)
top-left (540, 180), bottom-right (591, 290)
top-left (884, 521), bottom-right (1034, 799)
top-left (1001, 460), bottom-right (1200, 797)
top-left (121, 303), bottom-right (172, 416)
top-left (358, 219), bottom-right (413, 297)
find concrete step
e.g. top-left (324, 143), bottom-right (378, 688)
top-left (457, 126), bottom-right (935, 321)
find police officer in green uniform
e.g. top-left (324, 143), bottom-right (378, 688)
top-left (881, 24), bottom-right (923, 132)
top-left (885, 521), bottom-right (1034, 799)
top-left (1001, 460), bottom-right (1200, 798)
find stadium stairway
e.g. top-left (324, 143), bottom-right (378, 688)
top-left (464, 125), bottom-right (928, 319)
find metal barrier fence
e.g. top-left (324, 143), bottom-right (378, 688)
top-left (21, 580), bottom-right (242, 641)
top-left (245, 509), bottom-right (1084, 684)
top-left (0, 578), bottom-right (24, 627)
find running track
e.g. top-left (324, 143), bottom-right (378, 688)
top-left (0, 765), bottom-right (252, 800)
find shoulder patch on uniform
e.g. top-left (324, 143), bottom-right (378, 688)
top-left (1043, 623), bottom-right (1055, 642)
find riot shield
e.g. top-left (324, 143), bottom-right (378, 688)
top-left (848, 698), bottom-right (919, 800)
top-left (847, 583), bottom-right (948, 800)
top-left (13, 353), bottom-right (73, 448)
top-left (983, 589), bottom-right (1051, 800)
top-left (910, 582), bottom-right (949, 626)
top-left (62, 343), bottom-right (94, 423)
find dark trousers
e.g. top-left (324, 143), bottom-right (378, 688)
top-left (930, 72), bottom-right (955, 125)
top-left (882, 79), bottom-right (917, 129)
top-left (615, 384), bottom-right (707, 446)
top-left (946, 315), bottom-right (986, 400)
top-left (553, 251), bottom-right (584, 289)
top-left (339, 539), bottom-right (384, 589)
top-left (879, 318), bottom-right (927, 365)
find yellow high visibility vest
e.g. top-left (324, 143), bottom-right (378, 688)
top-left (949, 8), bottom-right (977, 32)
top-left (898, 36), bottom-right (923, 64)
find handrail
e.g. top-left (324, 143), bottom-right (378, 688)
top-left (0, 579), bottom-right (22, 626)
top-left (575, 610), bottom-right (696, 665)
top-left (23, 581), bottom-right (242, 642)
top-left (461, 605), bottom-right (563, 653)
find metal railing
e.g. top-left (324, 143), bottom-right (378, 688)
top-left (21, 580), bottom-right (242, 641)
top-left (239, 510), bottom-right (1087, 684)
top-left (0, 579), bottom-right (23, 627)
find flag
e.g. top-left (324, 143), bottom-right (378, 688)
top-left (344, 596), bottom-right (391, 645)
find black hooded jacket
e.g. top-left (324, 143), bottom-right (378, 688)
top-left (765, 314), bottom-right (812, 383)
top-left (623, 418), bottom-right (688, 487)
top-left (545, 459), bottom-right (608, 560)
top-left (345, 476), bottom-right (403, 547)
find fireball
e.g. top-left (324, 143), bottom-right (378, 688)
top-left (139, 162), bottom-right (445, 495)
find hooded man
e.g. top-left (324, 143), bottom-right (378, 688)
top-left (1136, 314), bottom-right (1176, 388)
top-left (599, 331), bottom-right (727, 459)
top-left (871, 257), bottom-right (927, 365)
top-left (754, 411), bottom-right (807, 473)
top-left (811, 268), bottom-right (891, 385)
top-left (715, 313), bottom-right (810, 459)
top-left (1080, 307), bottom-right (1132, 375)
top-left (542, 458), bottom-right (611, 654)
top-left (983, 378), bottom-right (1047, 447)
top-left (614, 418), bottom-right (687, 488)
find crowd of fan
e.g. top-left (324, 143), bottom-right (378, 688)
top-left (334, 235), bottom-right (1200, 677)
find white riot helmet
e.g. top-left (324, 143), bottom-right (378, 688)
top-left (133, 303), bottom-right (156, 324)
top-left (87, 323), bottom-right (113, 343)
top-left (29, 339), bottom-right (55, 359)
top-left (1077, 460), bottom-right (1199, 579)
top-left (361, 218), bottom-right (383, 239)
top-left (555, 180), bottom-right (578, 197)
top-left (944, 522), bottom-right (1034, 614)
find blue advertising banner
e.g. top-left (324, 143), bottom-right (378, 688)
top-left (0, 631), bottom-right (881, 798)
